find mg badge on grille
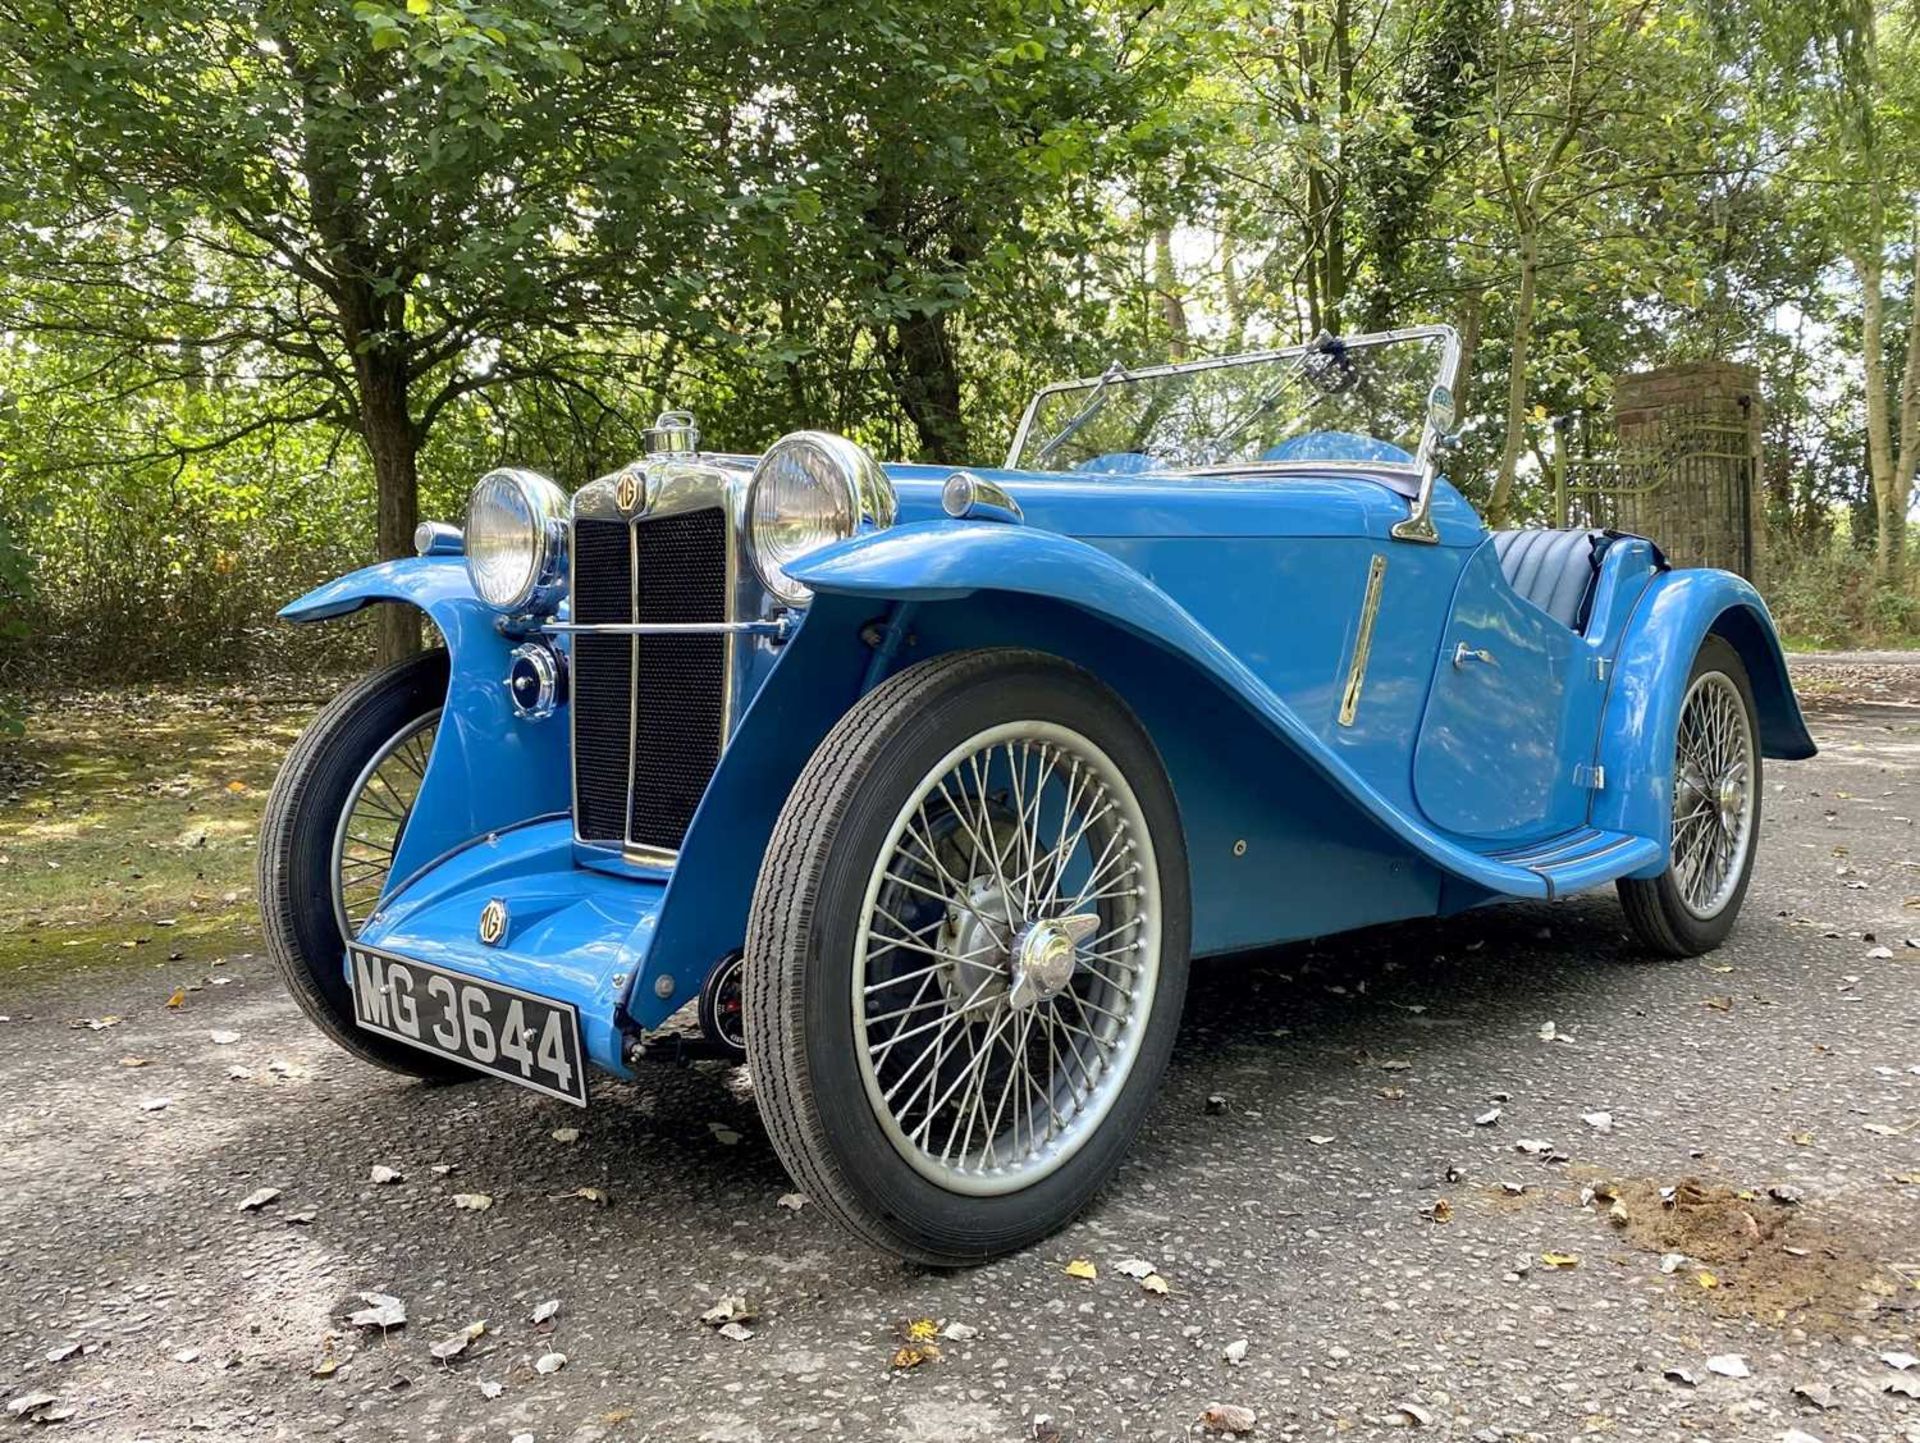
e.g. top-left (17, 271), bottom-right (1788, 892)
top-left (614, 467), bottom-right (645, 515)
top-left (478, 898), bottom-right (510, 947)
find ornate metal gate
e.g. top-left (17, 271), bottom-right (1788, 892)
top-left (1550, 364), bottom-right (1761, 579)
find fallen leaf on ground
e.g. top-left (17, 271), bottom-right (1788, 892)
top-left (237, 1187), bottom-right (281, 1212)
top-left (708, 1122), bottom-right (741, 1145)
top-left (1663, 1366), bottom-right (1698, 1386)
top-left (534, 1351), bottom-right (566, 1374)
top-left (1200, 1402), bottom-right (1257, 1434)
top-left (890, 1343), bottom-right (935, 1369)
top-left (1883, 1351), bottom-right (1918, 1370)
top-left (1782, 1430), bottom-right (1825, 1443)
top-left (226, 1065), bottom-right (251, 1080)
top-left (940, 1322), bottom-right (978, 1341)
top-left (717, 1321), bottom-right (754, 1343)
top-left (164, 988), bottom-right (185, 1009)
top-left (1475, 1107), bottom-right (1502, 1126)
top-left (1888, 1376), bottom-right (1920, 1399)
top-left (1581, 1110), bottom-right (1614, 1132)
top-left (550, 1127), bottom-right (579, 1143)
top-left (430, 1320), bottom-right (487, 1361)
top-left (1659, 1252), bottom-right (1689, 1274)
top-left (1706, 1353), bottom-right (1750, 1378)
top-left (208, 1030), bottom-right (239, 1045)
top-left (346, 1292), bottom-right (406, 1330)
top-left (1141, 1273), bottom-right (1169, 1294)
top-left (1394, 1402), bottom-right (1435, 1427)
top-left (44, 1343), bottom-right (80, 1363)
top-left (530, 1300), bottom-right (559, 1325)
top-left (777, 1192), bottom-right (807, 1211)
top-left (285, 1207), bottom-right (317, 1225)
top-left (1792, 1381), bottom-right (1836, 1410)
top-left (1307, 1134), bottom-right (1335, 1145)
top-left (1515, 1138), bottom-right (1553, 1156)
top-left (1420, 1199), bottom-right (1453, 1224)
top-left (1064, 1259), bottom-right (1097, 1280)
top-left (1114, 1258), bottom-right (1155, 1279)
top-left (1223, 1338), bottom-right (1248, 1366)
top-left (369, 1165), bottom-right (403, 1185)
top-left (1696, 1269), bottom-right (1719, 1289)
top-left (451, 1193), bottom-right (493, 1211)
top-left (5, 1394), bottom-right (58, 1419)
top-left (70, 1016), bottom-right (120, 1031)
top-left (137, 1096), bottom-right (171, 1112)
top-left (478, 1380), bottom-right (503, 1399)
top-left (118, 1056), bottom-right (149, 1067)
top-left (1540, 1252), bottom-right (1580, 1269)
top-left (699, 1296), bottom-right (755, 1327)
top-left (550, 1186), bottom-right (608, 1206)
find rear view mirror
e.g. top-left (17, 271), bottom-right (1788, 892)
top-left (1427, 384), bottom-right (1456, 436)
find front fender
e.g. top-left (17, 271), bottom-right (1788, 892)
top-left (279, 558), bottom-right (570, 890)
top-left (1593, 568), bottom-right (1815, 870)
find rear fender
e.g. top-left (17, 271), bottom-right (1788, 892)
top-left (1592, 568), bottom-right (1815, 874)
top-left (278, 558), bottom-right (570, 890)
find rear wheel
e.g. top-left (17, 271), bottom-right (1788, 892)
top-left (1617, 635), bottom-right (1762, 957)
top-left (744, 649), bottom-right (1191, 1266)
top-left (258, 648), bottom-right (467, 1077)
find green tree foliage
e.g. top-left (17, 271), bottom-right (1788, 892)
top-left (1, 0), bottom-right (1917, 690)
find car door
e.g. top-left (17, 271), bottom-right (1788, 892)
top-left (1411, 540), bottom-right (1590, 842)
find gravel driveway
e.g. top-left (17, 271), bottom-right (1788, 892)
top-left (1, 659), bottom-right (1916, 1442)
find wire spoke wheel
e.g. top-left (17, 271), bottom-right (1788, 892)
top-left (1668, 671), bottom-right (1754, 920)
top-left (852, 720), bottom-right (1161, 1196)
top-left (329, 711), bottom-right (439, 940)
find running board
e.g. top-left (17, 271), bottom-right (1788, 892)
top-left (1482, 827), bottom-right (1667, 901)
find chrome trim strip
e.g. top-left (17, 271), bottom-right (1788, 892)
top-left (1337, 554), bottom-right (1387, 727)
top-left (542, 619), bottom-right (790, 638)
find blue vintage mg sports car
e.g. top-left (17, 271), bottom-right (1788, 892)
top-left (260, 326), bottom-right (1815, 1264)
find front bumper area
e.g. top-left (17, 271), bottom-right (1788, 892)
top-left (355, 818), bottom-right (660, 1078)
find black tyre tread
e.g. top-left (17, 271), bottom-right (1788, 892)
top-left (257, 648), bottom-right (465, 1076)
top-left (1616, 635), bottom-right (1762, 959)
top-left (744, 650), bottom-right (1000, 1262)
top-left (745, 647), bottom-right (1183, 1266)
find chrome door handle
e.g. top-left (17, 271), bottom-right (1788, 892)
top-left (1452, 642), bottom-right (1496, 669)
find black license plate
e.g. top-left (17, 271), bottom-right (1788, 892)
top-left (349, 946), bottom-right (587, 1106)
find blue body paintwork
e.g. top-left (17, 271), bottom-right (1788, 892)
top-left (280, 453), bottom-right (1815, 1083)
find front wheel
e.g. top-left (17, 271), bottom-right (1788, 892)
top-left (1617, 635), bottom-right (1763, 957)
top-left (744, 649), bottom-right (1191, 1265)
top-left (258, 648), bottom-right (467, 1077)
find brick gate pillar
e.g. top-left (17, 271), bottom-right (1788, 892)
top-left (1610, 362), bottom-right (1764, 578)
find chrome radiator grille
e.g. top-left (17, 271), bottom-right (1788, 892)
top-left (569, 506), bottom-right (731, 855)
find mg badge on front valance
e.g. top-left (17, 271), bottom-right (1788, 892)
top-left (477, 898), bottom-right (509, 947)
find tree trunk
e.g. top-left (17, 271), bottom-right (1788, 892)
top-left (1487, 237), bottom-right (1538, 529)
top-left (882, 307), bottom-right (970, 464)
top-left (1854, 233), bottom-right (1896, 585)
top-left (1220, 231), bottom-right (1246, 354)
top-left (1889, 215), bottom-right (1920, 591)
top-left (358, 345), bottom-right (421, 663)
top-left (1454, 289), bottom-right (1484, 421)
top-left (1153, 225), bottom-right (1189, 361)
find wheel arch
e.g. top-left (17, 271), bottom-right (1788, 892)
top-left (278, 557), bottom-right (570, 890)
top-left (1592, 567), bottom-right (1814, 862)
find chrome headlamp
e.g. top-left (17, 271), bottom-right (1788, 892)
top-left (745, 432), bottom-right (897, 606)
top-left (463, 467), bottom-right (569, 615)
